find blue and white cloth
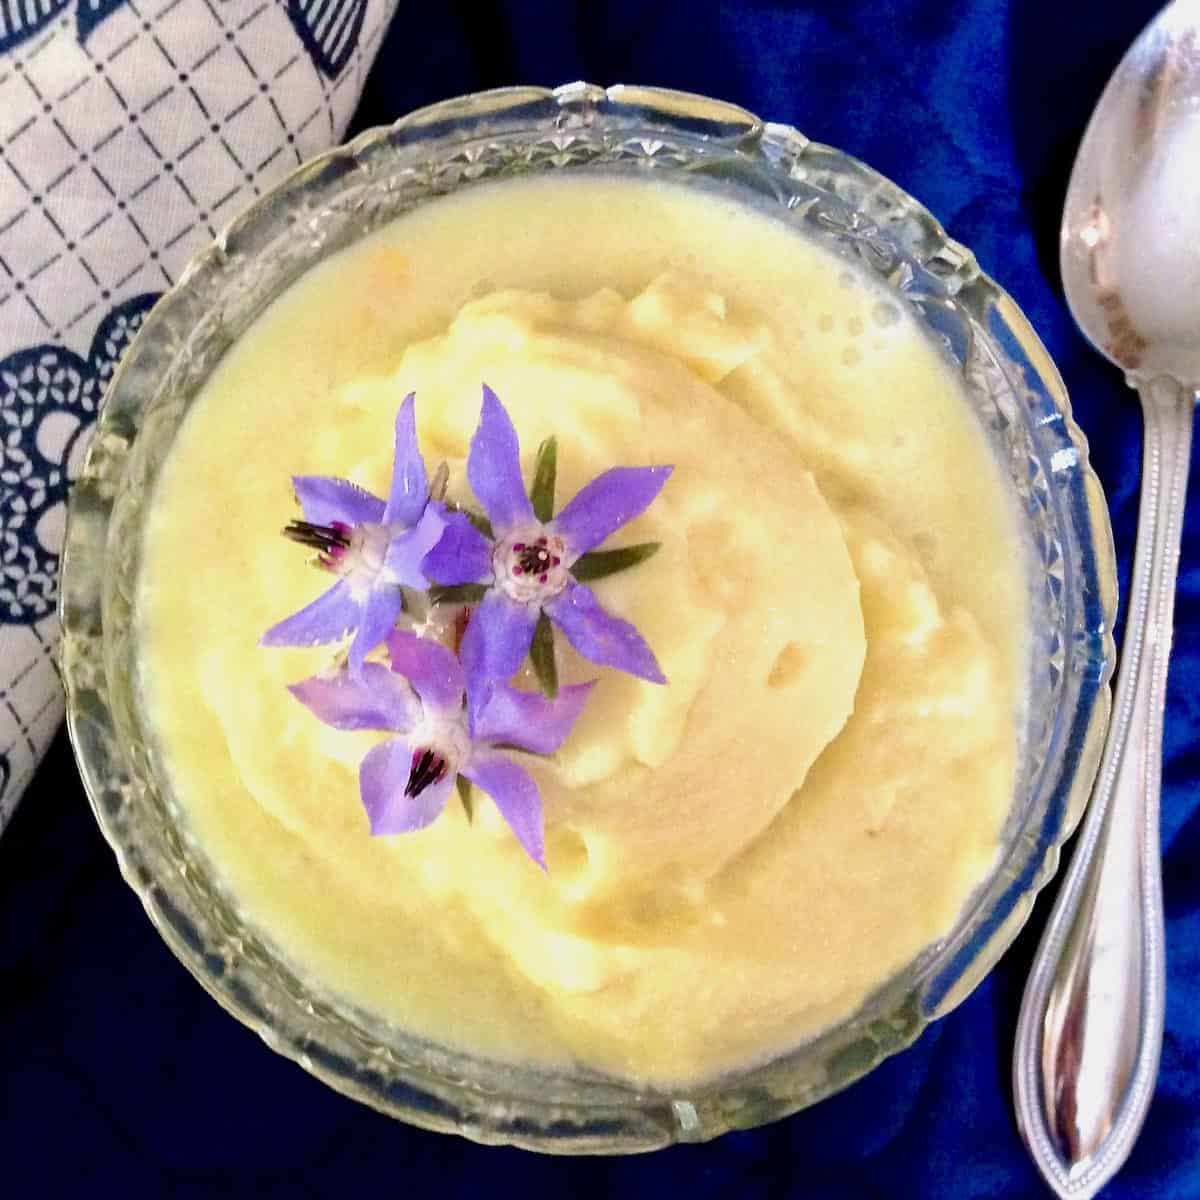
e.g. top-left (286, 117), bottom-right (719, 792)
top-left (0, 0), bottom-right (397, 829)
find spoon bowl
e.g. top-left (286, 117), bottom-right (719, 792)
top-left (1061, 0), bottom-right (1200, 383)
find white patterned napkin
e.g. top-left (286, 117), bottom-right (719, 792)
top-left (0, 0), bottom-right (397, 829)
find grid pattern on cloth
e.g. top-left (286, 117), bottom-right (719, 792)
top-left (0, 0), bottom-right (397, 830)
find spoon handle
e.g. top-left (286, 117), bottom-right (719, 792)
top-left (1014, 374), bottom-right (1193, 1198)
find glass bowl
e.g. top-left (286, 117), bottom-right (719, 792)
top-left (58, 82), bottom-right (1117, 1152)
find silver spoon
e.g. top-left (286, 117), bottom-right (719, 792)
top-left (1013, 2), bottom-right (1200, 1195)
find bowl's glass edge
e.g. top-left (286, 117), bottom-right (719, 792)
top-left (57, 82), bottom-right (1119, 1152)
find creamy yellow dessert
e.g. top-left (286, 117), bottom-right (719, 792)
top-left (136, 174), bottom-right (1027, 1085)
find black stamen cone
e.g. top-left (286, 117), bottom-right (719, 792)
top-left (517, 544), bottom-right (553, 575)
top-left (283, 520), bottom-right (351, 552)
top-left (405, 747), bottom-right (448, 798)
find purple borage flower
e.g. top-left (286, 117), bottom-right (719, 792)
top-left (290, 630), bottom-right (593, 867)
top-left (260, 394), bottom-right (445, 675)
top-left (424, 385), bottom-right (672, 688)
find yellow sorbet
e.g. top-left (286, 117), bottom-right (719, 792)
top-left (136, 174), bottom-right (1027, 1085)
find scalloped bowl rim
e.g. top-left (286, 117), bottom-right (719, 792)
top-left (58, 82), bottom-right (1118, 1152)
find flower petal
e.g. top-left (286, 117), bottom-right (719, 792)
top-left (551, 465), bottom-right (673, 559)
top-left (383, 504), bottom-right (446, 589)
top-left (360, 737), bottom-right (452, 835)
top-left (260, 578), bottom-right (361, 647)
top-left (383, 393), bottom-right (429, 527)
top-left (292, 476), bottom-right (385, 528)
top-left (467, 384), bottom-right (534, 535)
top-left (460, 591), bottom-right (538, 693)
top-left (385, 629), bottom-right (465, 713)
top-left (347, 584), bottom-right (404, 676)
top-left (462, 750), bottom-right (545, 869)
top-left (422, 509), bottom-right (494, 586)
top-left (471, 680), bottom-right (595, 755)
top-left (288, 663), bottom-right (420, 733)
top-left (545, 581), bottom-right (666, 683)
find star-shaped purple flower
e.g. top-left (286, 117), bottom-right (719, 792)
top-left (424, 386), bottom-right (672, 688)
top-left (261, 394), bottom-right (445, 675)
top-left (289, 629), bottom-right (593, 867)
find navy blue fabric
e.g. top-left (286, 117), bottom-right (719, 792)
top-left (3, 0), bottom-right (1197, 1194)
